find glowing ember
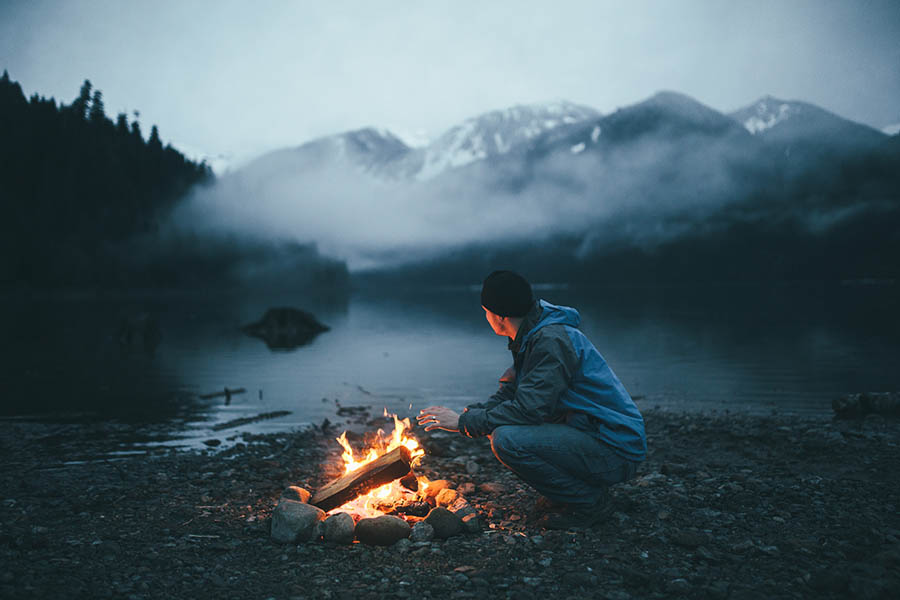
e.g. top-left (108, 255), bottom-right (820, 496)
top-left (330, 410), bottom-right (426, 519)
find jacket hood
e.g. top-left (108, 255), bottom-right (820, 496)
top-left (520, 299), bottom-right (581, 346)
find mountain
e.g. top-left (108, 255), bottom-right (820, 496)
top-left (729, 97), bottom-right (886, 167)
top-left (410, 101), bottom-right (599, 180)
top-left (240, 127), bottom-right (417, 181)
top-left (883, 123), bottom-right (900, 136)
top-left (242, 101), bottom-right (600, 183)
top-left (214, 90), bottom-right (899, 283)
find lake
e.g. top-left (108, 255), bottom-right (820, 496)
top-left (2, 282), bottom-right (898, 455)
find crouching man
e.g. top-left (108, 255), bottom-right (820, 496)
top-left (417, 270), bottom-right (645, 529)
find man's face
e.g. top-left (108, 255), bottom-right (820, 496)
top-left (483, 306), bottom-right (507, 336)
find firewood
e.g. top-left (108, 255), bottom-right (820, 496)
top-left (310, 446), bottom-right (412, 512)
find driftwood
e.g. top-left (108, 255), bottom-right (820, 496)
top-left (310, 446), bottom-right (412, 512)
top-left (199, 387), bottom-right (246, 400)
top-left (210, 410), bottom-right (291, 431)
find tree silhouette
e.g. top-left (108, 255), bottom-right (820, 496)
top-left (71, 79), bottom-right (92, 120)
top-left (0, 72), bottom-right (216, 286)
top-left (89, 89), bottom-right (105, 122)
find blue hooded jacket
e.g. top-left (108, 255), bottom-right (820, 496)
top-left (458, 300), bottom-right (646, 461)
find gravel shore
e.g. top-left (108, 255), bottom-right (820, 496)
top-left (1, 408), bottom-right (898, 599)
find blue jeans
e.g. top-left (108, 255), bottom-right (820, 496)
top-left (489, 423), bottom-right (639, 506)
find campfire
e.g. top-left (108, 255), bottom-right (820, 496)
top-left (272, 407), bottom-right (481, 546)
top-left (310, 411), bottom-right (430, 520)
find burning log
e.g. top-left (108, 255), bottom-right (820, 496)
top-left (310, 446), bottom-right (412, 512)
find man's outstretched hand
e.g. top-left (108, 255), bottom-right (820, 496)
top-left (417, 406), bottom-right (460, 433)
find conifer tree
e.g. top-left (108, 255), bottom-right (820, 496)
top-left (116, 113), bottom-right (129, 135)
top-left (148, 125), bottom-right (163, 151)
top-left (72, 79), bottom-right (92, 119)
top-left (89, 89), bottom-right (105, 122)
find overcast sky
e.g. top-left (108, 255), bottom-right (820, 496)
top-left (2, 0), bottom-right (898, 169)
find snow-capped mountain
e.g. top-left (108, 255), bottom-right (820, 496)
top-left (730, 96), bottom-right (800, 134)
top-left (242, 101), bottom-right (599, 182)
top-left (412, 101), bottom-right (600, 180)
top-left (239, 126), bottom-right (417, 181)
top-left (729, 97), bottom-right (884, 144)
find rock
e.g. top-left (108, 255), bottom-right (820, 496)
top-left (561, 571), bottom-right (593, 588)
top-left (241, 307), bottom-right (329, 350)
top-left (453, 504), bottom-right (477, 519)
top-left (435, 488), bottom-right (459, 507)
top-left (478, 482), bottom-right (506, 495)
top-left (461, 513), bottom-right (481, 534)
top-left (457, 482), bottom-right (476, 495)
top-left (424, 507), bottom-right (464, 539)
top-left (673, 530), bottom-right (707, 548)
top-left (465, 461), bottom-right (480, 475)
top-left (355, 515), bottom-right (411, 546)
top-left (833, 391), bottom-right (900, 418)
top-left (323, 512), bottom-right (355, 545)
top-left (280, 486), bottom-right (311, 503)
top-left (660, 462), bottom-right (689, 476)
top-left (409, 521), bottom-right (435, 542)
top-left (422, 480), bottom-right (451, 498)
top-left (270, 499), bottom-right (325, 544)
top-left (394, 538), bottom-right (412, 553)
top-left (395, 501), bottom-right (430, 517)
top-left (203, 439), bottom-right (221, 447)
top-left (399, 472), bottom-right (418, 492)
top-left (311, 520), bottom-right (325, 542)
top-left (447, 497), bottom-right (470, 514)
top-left (667, 578), bottom-right (691, 593)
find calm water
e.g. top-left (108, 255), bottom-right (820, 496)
top-left (2, 282), bottom-right (898, 453)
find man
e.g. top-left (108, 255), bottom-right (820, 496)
top-left (417, 270), bottom-right (646, 529)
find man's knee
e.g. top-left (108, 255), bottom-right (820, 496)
top-left (490, 425), bottom-right (521, 460)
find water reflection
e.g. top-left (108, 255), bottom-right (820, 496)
top-left (1, 282), bottom-right (898, 456)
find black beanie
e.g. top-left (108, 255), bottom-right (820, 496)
top-left (481, 270), bottom-right (534, 317)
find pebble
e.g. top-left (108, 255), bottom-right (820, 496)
top-left (461, 513), bottom-right (481, 534)
top-left (280, 486), bottom-right (311, 503)
top-left (270, 500), bottom-right (324, 544)
top-left (435, 488), bottom-right (459, 507)
top-left (422, 480), bottom-right (451, 498)
top-left (425, 507), bottom-right (464, 539)
top-left (355, 515), bottom-right (411, 546)
top-left (322, 512), bottom-right (354, 545)
top-left (667, 578), bottom-right (691, 592)
top-left (478, 482), bottom-right (507, 494)
top-left (457, 482), bottom-right (476, 495)
top-left (410, 521), bottom-right (435, 543)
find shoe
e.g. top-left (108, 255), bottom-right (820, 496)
top-left (535, 491), bottom-right (613, 530)
top-left (534, 495), bottom-right (567, 513)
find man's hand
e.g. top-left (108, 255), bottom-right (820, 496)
top-left (416, 406), bottom-right (460, 433)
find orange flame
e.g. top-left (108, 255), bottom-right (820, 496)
top-left (329, 411), bottom-right (425, 519)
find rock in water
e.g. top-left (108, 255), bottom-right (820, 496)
top-left (425, 507), bottom-right (463, 539)
top-left (409, 521), bottom-right (435, 542)
top-left (281, 486), bottom-right (311, 503)
top-left (323, 512), bottom-right (355, 545)
top-left (241, 307), bottom-right (329, 350)
top-left (271, 500), bottom-right (325, 544)
top-left (355, 515), bottom-right (411, 546)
